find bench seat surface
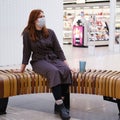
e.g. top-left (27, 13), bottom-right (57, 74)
top-left (0, 69), bottom-right (120, 99)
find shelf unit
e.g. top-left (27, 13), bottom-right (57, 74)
top-left (63, 2), bottom-right (120, 46)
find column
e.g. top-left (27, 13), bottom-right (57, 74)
top-left (109, 0), bottom-right (116, 51)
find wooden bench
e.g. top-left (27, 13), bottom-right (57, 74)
top-left (0, 69), bottom-right (120, 115)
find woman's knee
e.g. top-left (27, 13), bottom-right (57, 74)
top-left (49, 68), bottom-right (59, 75)
top-left (64, 66), bottom-right (71, 74)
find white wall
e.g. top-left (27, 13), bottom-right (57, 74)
top-left (0, 0), bottom-right (63, 66)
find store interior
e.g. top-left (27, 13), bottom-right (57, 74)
top-left (1, 1), bottom-right (120, 120)
top-left (63, 0), bottom-right (120, 47)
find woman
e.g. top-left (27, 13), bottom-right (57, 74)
top-left (15, 9), bottom-right (72, 120)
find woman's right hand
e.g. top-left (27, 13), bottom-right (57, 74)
top-left (70, 68), bottom-right (78, 73)
top-left (12, 69), bottom-right (24, 73)
top-left (12, 64), bottom-right (26, 73)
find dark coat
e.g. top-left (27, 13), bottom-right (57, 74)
top-left (22, 29), bottom-right (72, 88)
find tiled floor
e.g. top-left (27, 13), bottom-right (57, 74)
top-left (5, 94), bottom-right (120, 120)
top-left (1, 44), bottom-right (120, 120)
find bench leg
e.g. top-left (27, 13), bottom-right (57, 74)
top-left (116, 99), bottom-right (120, 116)
top-left (103, 96), bottom-right (120, 116)
top-left (0, 97), bottom-right (9, 115)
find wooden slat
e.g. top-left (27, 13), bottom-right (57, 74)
top-left (0, 69), bottom-right (120, 99)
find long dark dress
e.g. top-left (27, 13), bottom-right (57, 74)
top-left (22, 29), bottom-right (72, 88)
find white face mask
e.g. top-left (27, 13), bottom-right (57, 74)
top-left (37, 17), bottom-right (46, 28)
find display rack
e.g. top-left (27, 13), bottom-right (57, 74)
top-left (63, 2), bottom-right (111, 46)
top-left (87, 15), bottom-right (109, 46)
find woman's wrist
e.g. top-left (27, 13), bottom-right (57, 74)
top-left (20, 64), bottom-right (26, 72)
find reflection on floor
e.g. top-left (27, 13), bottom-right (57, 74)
top-left (3, 94), bottom-right (120, 120)
top-left (1, 45), bottom-right (120, 120)
top-left (63, 45), bottom-right (120, 71)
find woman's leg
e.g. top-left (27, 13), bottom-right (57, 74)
top-left (52, 85), bottom-right (70, 120)
top-left (32, 60), bottom-right (70, 119)
top-left (52, 84), bottom-right (62, 101)
top-left (61, 84), bottom-right (70, 110)
top-left (32, 60), bottom-right (62, 88)
top-left (49, 60), bottom-right (72, 111)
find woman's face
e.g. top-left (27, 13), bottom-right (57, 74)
top-left (35, 12), bottom-right (45, 30)
top-left (38, 12), bottom-right (45, 18)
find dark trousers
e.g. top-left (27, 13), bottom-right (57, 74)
top-left (0, 97), bottom-right (9, 115)
top-left (61, 84), bottom-right (70, 109)
top-left (52, 84), bottom-right (70, 109)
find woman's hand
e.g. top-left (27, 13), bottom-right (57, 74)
top-left (64, 60), bottom-right (78, 73)
top-left (12, 64), bottom-right (26, 73)
top-left (70, 68), bottom-right (78, 73)
top-left (12, 69), bottom-right (23, 73)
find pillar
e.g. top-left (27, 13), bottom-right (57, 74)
top-left (109, 0), bottom-right (116, 51)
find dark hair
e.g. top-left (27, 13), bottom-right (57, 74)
top-left (22, 9), bottom-right (49, 41)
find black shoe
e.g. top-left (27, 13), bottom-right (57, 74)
top-left (55, 103), bottom-right (70, 120)
top-left (54, 103), bottom-right (69, 114)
